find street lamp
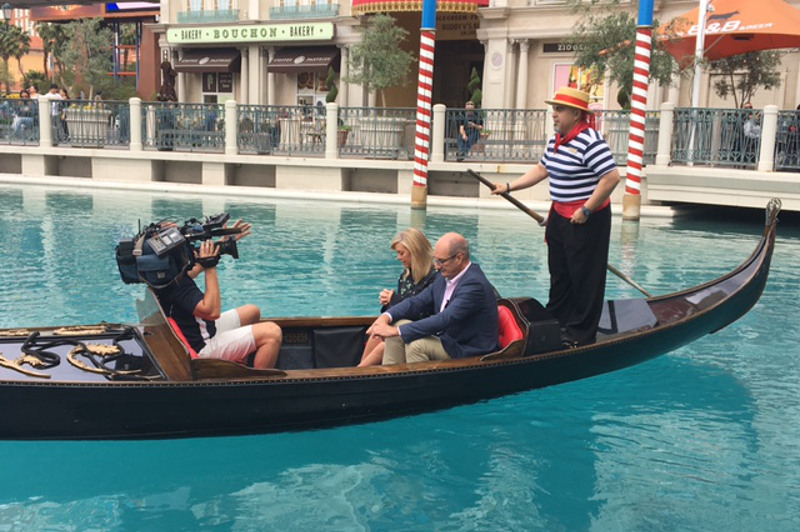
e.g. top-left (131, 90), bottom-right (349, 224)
top-left (2, 4), bottom-right (12, 26)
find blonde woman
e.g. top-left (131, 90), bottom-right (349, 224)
top-left (359, 228), bottom-right (438, 366)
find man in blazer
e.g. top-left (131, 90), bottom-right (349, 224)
top-left (367, 232), bottom-right (499, 364)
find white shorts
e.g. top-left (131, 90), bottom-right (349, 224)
top-left (198, 309), bottom-right (256, 363)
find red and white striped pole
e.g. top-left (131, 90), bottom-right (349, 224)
top-left (622, 27), bottom-right (651, 220)
top-left (410, 1), bottom-right (437, 209)
top-left (623, 0), bottom-right (654, 221)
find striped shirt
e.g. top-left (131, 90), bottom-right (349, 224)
top-left (540, 128), bottom-right (617, 203)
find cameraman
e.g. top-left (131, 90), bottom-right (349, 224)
top-left (153, 220), bottom-right (283, 369)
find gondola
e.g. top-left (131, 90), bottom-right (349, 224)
top-left (0, 200), bottom-right (780, 440)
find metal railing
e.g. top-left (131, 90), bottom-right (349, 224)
top-left (269, 3), bottom-right (340, 19)
top-left (672, 107), bottom-right (761, 168)
top-left (177, 9), bottom-right (239, 23)
top-left (0, 98), bottom-right (39, 146)
top-left (6, 97), bottom-right (762, 172)
top-left (54, 100), bottom-right (130, 148)
top-left (338, 107), bottom-right (417, 159)
top-left (775, 110), bottom-right (800, 171)
top-left (142, 102), bottom-right (224, 152)
top-left (596, 110), bottom-right (660, 166)
top-left (237, 104), bottom-right (325, 156)
top-left (445, 108), bottom-right (548, 162)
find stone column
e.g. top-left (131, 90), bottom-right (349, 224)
top-left (338, 44), bottom-right (349, 108)
top-left (655, 102), bottom-right (675, 166)
top-left (480, 39), bottom-right (489, 106)
top-left (482, 39), bottom-right (509, 109)
top-left (666, 83), bottom-right (681, 105)
top-left (260, 47), bottom-right (268, 105)
top-left (267, 47), bottom-right (276, 106)
top-left (758, 105), bottom-right (778, 172)
top-left (225, 99), bottom-right (238, 156)
top-left (248, 44), bottom-right (260, 105)
top-left (515, 40), bottom-right (530, 110)
top-left (431, 104), bottom-right (446, 163)
top-left (325, 102), bottom-right (338, 159)
top-left (38, 94), bottom-right (52, 148)
top-left (129, 97), bottom-right (143, 152)
top-left (503, 40), bottom-right (517, 109)
top-left (174, 50), bottom-right (186, 103)
top-left (240, 47), bottom-right (249, 104)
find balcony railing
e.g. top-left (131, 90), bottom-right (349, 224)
top-left (269, 4), bottom-right (340, 19)
top-left (237, 104), bottom-right (325, 156)
top-left (776, 110), bottom-right (800, 171)
top-left (142, 102), bottom-right (224, 152)
top-left (177, 9), bottom-right (240, 24)
top-left (0, 98), bottom-right (39, 146)
top-left (36, 98), bottom-right (800, 174)
top-left (672, 108), bottom-right (761, 168)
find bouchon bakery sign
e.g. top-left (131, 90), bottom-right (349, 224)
top-left (168, 22), bottom-right (334, 44)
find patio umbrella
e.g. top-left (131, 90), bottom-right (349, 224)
top-left (659, 0), bottom-right (800, 62)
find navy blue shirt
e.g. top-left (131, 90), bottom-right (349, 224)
top-left (154, 275), bottom-right (216, 353)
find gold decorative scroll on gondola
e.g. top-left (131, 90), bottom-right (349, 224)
top-left (0, 353), bottom-right (51, 379)
top-left (54, 325), bottom-right (109, 336)
top-left (67, 344), bottom-right (141, 376)
top-left (0, 329), bottom-right (33, 337)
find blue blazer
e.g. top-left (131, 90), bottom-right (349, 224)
top-left (388, 263), bottom-right (499, 359)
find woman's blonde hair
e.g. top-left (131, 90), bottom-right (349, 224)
top-left (391, 228), bottom-right (434, 284)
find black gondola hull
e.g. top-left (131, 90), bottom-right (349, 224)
top-left (0, 201), bottom-right (778, 440)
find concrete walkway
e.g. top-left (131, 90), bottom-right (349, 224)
top-left (0, 173), bottom-right (678, 219)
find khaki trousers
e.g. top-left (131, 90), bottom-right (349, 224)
top-left (384, 319), bottom-right (452, 364)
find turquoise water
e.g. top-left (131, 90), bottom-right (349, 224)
top-left (1, 184), bottom-right (799, 531)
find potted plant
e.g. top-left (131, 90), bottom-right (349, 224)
top-left (467, 67), bottom-right (482, 108)
top-left (325, 67), bottom-right (338, 104)
top-left (338, 124), bottom-right (352, 146)
top-left (345, 14), bottom-right (415, 158)
top-left (345, 14), bottom-right (414, 108)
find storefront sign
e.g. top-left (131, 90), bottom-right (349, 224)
top-left (542, 43), bottom-right (585, 53)
top-left (437, 14), bottom-right (479, 41)
top-left (167, 22), bottom-right (334, 44)
top-left (218, 73), bottom-right (233, 93)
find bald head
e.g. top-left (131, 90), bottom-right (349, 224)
top-left (434, 233), bottom-right (470, 279)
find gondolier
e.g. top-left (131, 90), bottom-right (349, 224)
top-left (493, 87), bottom-right (621, 347)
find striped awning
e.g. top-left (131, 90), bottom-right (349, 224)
top-left (351, 0), bottom-right (488, 16)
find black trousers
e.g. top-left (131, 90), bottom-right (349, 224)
top-left (544, 206), bottom-right (611, 345)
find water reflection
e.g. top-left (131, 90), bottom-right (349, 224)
top-left (1, 185), bottom-right (799, 530)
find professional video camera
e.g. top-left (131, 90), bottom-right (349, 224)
top-left (115, 213), bottom-right (242, 288)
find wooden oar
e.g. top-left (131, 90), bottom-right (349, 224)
top-left (467, 169), bottom-right (654, 298)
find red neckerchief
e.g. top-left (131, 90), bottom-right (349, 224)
top-left (553, 114), bottom-right (596, 154)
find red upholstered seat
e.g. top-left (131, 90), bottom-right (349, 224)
top-left (498, 305), bottom-right (524, 349)
top-left (167, 317), bottom-right (199, 359)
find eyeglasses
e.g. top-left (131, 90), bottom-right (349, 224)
top-left (435, 254), bottom-right (459, 266)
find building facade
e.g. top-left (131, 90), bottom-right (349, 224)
top-left (153, 0), bottom-right (800, 110)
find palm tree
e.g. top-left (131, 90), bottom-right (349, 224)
top-left (13, 27), bottom-right (30, 80)
top-left (0, 24), bottom-right (30, 91)
top-left (36, 22), bottom-right (67, 80)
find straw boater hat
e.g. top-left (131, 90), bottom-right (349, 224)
top-left (545, 87), bottom-right (591, 112)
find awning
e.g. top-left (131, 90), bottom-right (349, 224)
top-left (267, 47), bottom-right (340, 74)
top-left (658, 0), bottom-right (800, 62)
top-left (352, 0), bottom-right (488, 16)
top-left (175, 49), bottom-right (241, 73)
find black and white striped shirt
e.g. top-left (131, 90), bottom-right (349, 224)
top-left (541, 128), bottom-right (617, 203)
